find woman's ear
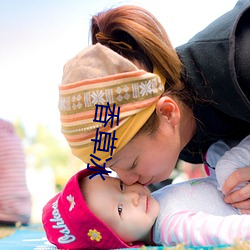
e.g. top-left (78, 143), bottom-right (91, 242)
top-left (156, 96), bottom-right (180, 126)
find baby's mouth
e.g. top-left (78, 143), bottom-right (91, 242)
top-left (146, 196), bottom-right (149, 213)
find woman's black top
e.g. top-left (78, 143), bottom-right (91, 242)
top-left (176, 0), bottom-right (250, 163)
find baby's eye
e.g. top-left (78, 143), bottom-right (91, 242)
top-left (118, 204), bottom-right (123, 216)
top-left (120, 180), bottom-right (124, 191)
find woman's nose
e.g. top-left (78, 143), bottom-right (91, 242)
top-left (114, 169), bottom-right (139, 185)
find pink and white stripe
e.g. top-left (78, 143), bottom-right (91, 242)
top-left (160, 210), bottom-right (250, 246)
top-left (0, 119), bottom-right (31, 224)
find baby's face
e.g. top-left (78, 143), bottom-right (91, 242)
top-left (85, 175), bottom-right (160, 243)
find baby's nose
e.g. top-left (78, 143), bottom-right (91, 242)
top-left (126, 191), bottom-right (139, 206)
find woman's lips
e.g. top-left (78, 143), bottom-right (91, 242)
top-left (143, 177), bottom-right (154, 186)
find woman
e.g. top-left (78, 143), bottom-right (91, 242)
top-left (59, 1), bottom-right (250, 211)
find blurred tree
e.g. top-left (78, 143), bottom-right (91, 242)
top-left (14, 118), bottom-right (26, 139)
top-left (14, 120), bottom-right (84, 191)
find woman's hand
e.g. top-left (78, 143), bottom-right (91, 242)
top-left (223, 166), bottom-right (250, 214)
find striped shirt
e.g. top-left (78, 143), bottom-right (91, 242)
top-left (152, 135), bottom-right (250, 246)
top-left (0, 119), bottom-right (31, 224)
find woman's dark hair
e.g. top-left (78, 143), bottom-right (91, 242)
top-left (90, 5), bottom-right (194, 135)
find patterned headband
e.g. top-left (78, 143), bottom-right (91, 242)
top-left (59, 43), bottom-right (165, 164)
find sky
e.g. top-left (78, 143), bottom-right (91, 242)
top-left (0, 0), bottom-right (238, 140)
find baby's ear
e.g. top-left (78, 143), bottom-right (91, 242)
top-left (156, 96), bottom-right (180, 126)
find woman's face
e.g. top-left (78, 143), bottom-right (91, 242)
top-left (106, 121), bottom-right (182, 186)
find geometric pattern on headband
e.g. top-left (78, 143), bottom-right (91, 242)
top-left (59, 70), bottom-right (164, 114)
top-left (59, 70), bottom-right (164, 136)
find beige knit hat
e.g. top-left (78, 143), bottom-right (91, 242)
top-left (59, 43), bottom-right (165, 164)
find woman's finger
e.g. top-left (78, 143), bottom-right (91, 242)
top-left (222, 167), bottom-right (250, 195)
top-left (239, 209), bottom-right (250, 214)
top-left (224, 184), bottom-right (250, 204)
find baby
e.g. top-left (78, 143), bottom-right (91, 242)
top-left (42, 166), bottom-right (152, 249)
top-left (42, 135), bottom-right (250, 249)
